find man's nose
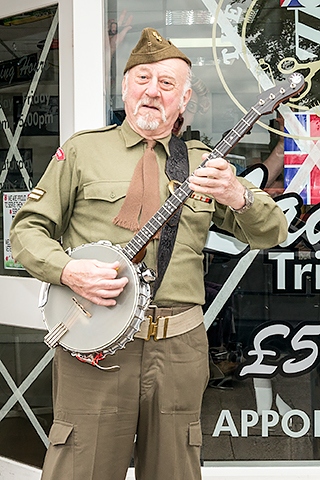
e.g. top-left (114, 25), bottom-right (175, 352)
top-left (145, 77), bottom-right (160, 97)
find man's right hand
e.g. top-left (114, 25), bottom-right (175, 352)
top-left (60, 259), bottom-right (129, 306)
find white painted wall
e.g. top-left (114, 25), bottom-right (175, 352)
top-left (0, 276), bottom-right (43, 329)
top-left (0, 457), bottom-right (41, 480)
top-left (73, 0), bottom-right (106, 133)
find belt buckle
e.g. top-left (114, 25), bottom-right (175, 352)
top-left (146, 306), bottom-right (170, 341)
top-left (146, 305), bottom-right (160, 341)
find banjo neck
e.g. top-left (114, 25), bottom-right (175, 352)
top-left (122, 73), bottom-right (305, 263)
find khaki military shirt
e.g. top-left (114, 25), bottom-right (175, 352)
top-left (10, 119), bottom-right (287, 306)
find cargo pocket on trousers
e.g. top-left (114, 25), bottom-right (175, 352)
top-left (48, 420), bottom-right (74, 446)
top-left (189, 420), bottom-right (202, 447)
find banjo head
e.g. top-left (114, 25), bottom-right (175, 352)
top-left (42, 242), bottom-right (143, 353)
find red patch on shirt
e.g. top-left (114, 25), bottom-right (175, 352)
top-left (55, 147), bottom-right (65, 161)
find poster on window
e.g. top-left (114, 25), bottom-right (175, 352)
top-left (3, 191), bottom-right (29, 269)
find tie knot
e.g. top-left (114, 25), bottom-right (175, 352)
top-left (145, 139), bottom-right (157, 150)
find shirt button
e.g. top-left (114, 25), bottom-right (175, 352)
top-left (110, 192), bottom-right (116, 199)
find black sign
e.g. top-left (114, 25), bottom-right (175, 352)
top-left (0, 54), bottom-right (39, 88)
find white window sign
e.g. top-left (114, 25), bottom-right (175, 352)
top-left (3, 191), bottom-right (29, 269)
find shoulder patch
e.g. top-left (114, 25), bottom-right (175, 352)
top-left (54, 147), bottom-right (65, 161)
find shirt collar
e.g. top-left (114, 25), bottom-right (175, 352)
top-left (121, 118), bottom-right (172, 156)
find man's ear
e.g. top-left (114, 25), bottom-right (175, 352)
top-left (180, 88), bottom-right (192, 114)
top-left (122, 73), bottom-right (128, 101)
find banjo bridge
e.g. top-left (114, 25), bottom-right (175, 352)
top-left (72, 296), bottom-right (92, 318)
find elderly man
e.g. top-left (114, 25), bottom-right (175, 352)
top-left (10, 28), bottom-right (287, 480)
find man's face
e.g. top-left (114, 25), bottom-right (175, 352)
top-left (122, 58), bottom-right (192, 139)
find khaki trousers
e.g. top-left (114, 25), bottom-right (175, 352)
top-left (41, 323), bottom-right (209, 480)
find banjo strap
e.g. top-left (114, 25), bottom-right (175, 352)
top-left (152, 134), bottom-right (189, 297)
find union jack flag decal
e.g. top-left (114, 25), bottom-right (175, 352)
top-left (284, 114), bottom-right (320, 205)
top-left (280, 0), bottom-right (303, 7)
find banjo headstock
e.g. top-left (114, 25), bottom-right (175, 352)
top-left (255, 73), bottom-right (305, 115)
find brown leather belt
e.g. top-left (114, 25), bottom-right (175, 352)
top-left (135, 304), bottom-right (204, 341)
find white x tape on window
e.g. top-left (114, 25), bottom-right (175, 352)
top-left (0, 350), bottom-right (54, 447)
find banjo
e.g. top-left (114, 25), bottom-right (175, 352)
top-left (39, 73), bottom-right (305, 368)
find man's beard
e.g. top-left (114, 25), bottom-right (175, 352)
top-left (133, 99), bottom-right (167, 131)
top-left (136, 116), bottom-right (160, 131)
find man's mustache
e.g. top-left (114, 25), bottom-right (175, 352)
top-left (134, 98), bottom-right (167, 121)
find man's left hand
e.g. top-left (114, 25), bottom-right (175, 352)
top-left (188, 155), bottom-right (246, 210)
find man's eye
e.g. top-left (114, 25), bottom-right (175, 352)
top-left (160, 80), bottom-right (175, 90)
top-left (137, 75), bottom-right (148, 83)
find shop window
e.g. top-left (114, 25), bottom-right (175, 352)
top-left (105, 0), bottom-right (320, 464)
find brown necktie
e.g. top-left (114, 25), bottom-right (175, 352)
top-left (113, 139), bottom-right (160, 234)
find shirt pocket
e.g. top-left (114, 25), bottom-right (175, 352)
top-left (83, 180), bottom-right (129, 203)
top-left (184, 196), bottom-right (216, 214)
top-left (81, 181), bottom-right (131, 243)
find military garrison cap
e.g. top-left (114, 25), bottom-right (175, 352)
top-left (124, 27), bottom-right (191, 73)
